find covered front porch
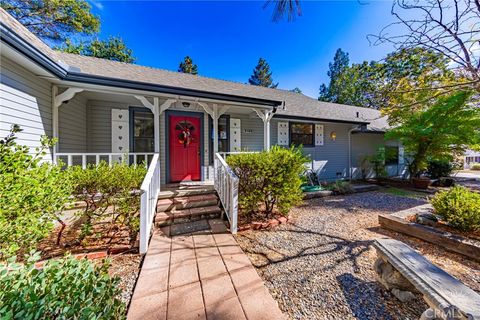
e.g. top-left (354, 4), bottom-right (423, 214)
top-left (52, 83), bottom-right (279, 184)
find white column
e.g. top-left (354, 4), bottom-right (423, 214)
top-left (253, 108), bottom-right (274, 150)
top-left (153, 98), bottom-right (160, 153)
top-left (213, 104), bottom-right (219, 154)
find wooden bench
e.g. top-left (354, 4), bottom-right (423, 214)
top-left (373, 238), bottom-right (480, 320)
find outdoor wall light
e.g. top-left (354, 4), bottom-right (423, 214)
top-left (330, 131), bottom-right (337, 141)
top-left (182, 101), bottom-right (191, 108)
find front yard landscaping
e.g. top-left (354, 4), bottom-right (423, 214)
top-left (235, 191), bottom-right (480, 319)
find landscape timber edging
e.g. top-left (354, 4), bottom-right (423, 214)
top-left (378, 205), bottom-right (480, 262)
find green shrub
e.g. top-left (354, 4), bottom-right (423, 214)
top-left (326, 180), bottom-right (354, 195)
top-left (0, 126), bottom-right (72, 258)
top-left (67, 161), bottom-right (146, 245)
top-left (227, 146), bottom-right (309, 216)
top-left (431, 186), bottom-right (480, 231)
top-left (471, 163), bottom-right (480, 170)
top-left (0, 252), bottom-right (125, 319)
top-left (426, 159), bottom-right (453, 179)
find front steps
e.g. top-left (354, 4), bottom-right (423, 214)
top-left (155, 185), bottom-right (222, 228)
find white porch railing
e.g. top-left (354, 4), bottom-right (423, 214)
top-left (56, 152), bottom-right (155, 168)
top-left (214, 153), bottom-right (239, 233)
top-left (139, 153), bottom-right (161, 254)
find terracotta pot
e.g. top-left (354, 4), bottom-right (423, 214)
top-left (412, 177), bottom-right (431, 189)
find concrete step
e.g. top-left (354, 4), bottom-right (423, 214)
top-left (156, 194), bottom-right (218, 212)
top-left (155, 205), bottom-right (222, 227)
top-left (158, 186), bottom-right (216, 200)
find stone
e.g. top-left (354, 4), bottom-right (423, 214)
top-left (278, 216), bottom-right (288, 224)
top-left (252, 222), bottom-right (262, 230)
top-left (374, 257), bottom-right (416, 292)
top-left (268, 219), bottom-right (279, 227)
top-left (416, 213), bottom-right (438, 227)
top-left (391, 288), bottom-right (416, 303)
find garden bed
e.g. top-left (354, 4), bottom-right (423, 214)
top-left (379, 205), bottom-right (480, 262)
top-left (235, 191), bottom-right (479, 319)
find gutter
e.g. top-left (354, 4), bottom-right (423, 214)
top-left (0, 23), bottom-right (282, 108)
top-left (273, 114), bottom-right (370, 125)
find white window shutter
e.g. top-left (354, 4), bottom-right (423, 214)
top-left (111, 109), bottom-right (129, 153)
top-left (230, 118), bottom-right (241, 152)
top-left (398, 146), bottom-right (404, 164)
top-left (315, 124), bottom-right (324, 146)
top-left (277, 122), bottom-right (289, 146)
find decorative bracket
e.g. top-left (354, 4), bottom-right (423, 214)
top-left (54, 87), bottom-right (83, 108)
top-left (134, 96), bottom-right (175, 114)
top-left (252, 108), bottom-right (274, 123)
top-left (198, 102), bottom-right (230, 120)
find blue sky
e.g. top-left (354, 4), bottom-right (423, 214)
top-left (88, 1), bottom-right (398, 98)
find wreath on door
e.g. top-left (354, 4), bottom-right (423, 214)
top-left (176, 121), bottom-right (195, 147)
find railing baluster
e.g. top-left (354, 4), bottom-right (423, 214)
top-left (82, 155), bottom-right (86, 169)
top-left (67, 155), bottom-right (72, 167)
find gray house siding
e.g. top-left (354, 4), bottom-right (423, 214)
top-left (0, 56), bottom-right (52, 159)
top-left (58, 93), bottom-right (87, 152)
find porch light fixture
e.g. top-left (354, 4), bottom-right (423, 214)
top-left (182, 101), bottom-right (191, 108)
top-left (330, 131), bottom-right (337, 141)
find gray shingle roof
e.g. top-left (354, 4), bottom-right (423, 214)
top-left (1, 8), bottom-right (387, 128)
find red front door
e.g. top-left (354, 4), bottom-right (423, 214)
top-left (169, 115), bottom-right (201, 182)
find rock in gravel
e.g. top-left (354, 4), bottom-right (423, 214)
top-left (235, 191), bottom-right (480, 320)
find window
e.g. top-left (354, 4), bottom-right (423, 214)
top-left (385, 146), bottom-right (399, 165)
top-left (209, 115), bottom-right (229, 164)
top-left (131, 108), bottom-right (154, 152)
top-left (290, 122), bottom-right (314, 146)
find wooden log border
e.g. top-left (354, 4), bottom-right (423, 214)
top-left (378, 214), bottom-right (480, 262)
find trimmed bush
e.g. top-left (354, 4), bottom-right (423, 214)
top-left (227, 146), bottom-right (309, 216)
top-left (67, 161), bottom-right (146, 245)
top-left (0, 126), bottom-right (72, 259)
top-left (426, 159), bottom-right (453, 179)
top-left (431, 186), bottom-right (480, 231)
top-left (327, 180), bottom-right (354, 195)
top-left (471, 163), bottom-right (480, 170)
top-left (0, 252), bottom-right (125, 319)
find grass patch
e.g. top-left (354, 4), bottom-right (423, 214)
top-left (381, 187), bottom-right (426, 199)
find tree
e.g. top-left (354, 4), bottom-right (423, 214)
top-left (1, 0), bottom-right (100, 42)
top-left (385, 91), bottom-right (480, 179)
top-left (263, 0), bottom-right (302, 22)
top-left (290, 87), bottom-right (302, 94)
top-left (318, 49), bottom-right (350, 102)
top-left (178, 56), bottom-right (198, 75)
top-left (58, 37), bottom-right (136, 63)
top-left (369, 0), bottom-right (480, 91)
top-left (248, 58), bottom-right (279, 88)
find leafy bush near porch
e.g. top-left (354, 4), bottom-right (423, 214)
top-left (227, 146), bottom-right (309, 216)
top-left (0, 252), bottom-right (125, 319)
top-left (471, 163), bottom-right (480, 170)
top-left (326, 180), bottom-right (354, 195)
top-left (431, 186), bottom-right (480, 232)
top-left (426, 159), bottom-right (454, 179)
top-left (67, 161), bottom-right (147, 246)
top-left (0, 126), bottom-right (72, 259)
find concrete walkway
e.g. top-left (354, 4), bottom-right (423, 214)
top-left (127, 219), bottom-right (285, 320)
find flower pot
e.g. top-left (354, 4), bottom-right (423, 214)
top-left (412, 177), bottom-right (431, 189)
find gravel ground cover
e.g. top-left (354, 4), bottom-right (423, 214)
top-left (108, 253), bottom-right (142, 304)
top-left (235, 191), bottom-right (480, 320)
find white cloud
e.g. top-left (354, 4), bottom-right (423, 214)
top-left (88, 0), bottom-right (104, 10)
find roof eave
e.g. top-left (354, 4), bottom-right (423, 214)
top-left (273, 114), bottom-right (370, 125)
top-left (1, 22), bottom-right (282, 107)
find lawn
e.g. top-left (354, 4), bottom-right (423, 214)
top-left (235, 191), bottom-right (480, 320)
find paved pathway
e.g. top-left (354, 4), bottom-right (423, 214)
top-left (127, 219), bottom-right (285, 320)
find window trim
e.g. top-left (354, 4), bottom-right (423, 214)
top-left (208, 114), bottom-right (230, 164)
top-left (129, 106), bottom-right (154, 152)
top-left (289, 122), bottom-right (315, 147)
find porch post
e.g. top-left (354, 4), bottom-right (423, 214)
top-left (213, 104), bottom-right (219, 154)
top-left (253, 108), bottom-right (274, 150)
top-left (153, 98), bottom-right (160, 153)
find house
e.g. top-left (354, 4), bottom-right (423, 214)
top-left (0, 8), bottom-right (403, 185)
top-left (464, 149), bottom-right (480, 169)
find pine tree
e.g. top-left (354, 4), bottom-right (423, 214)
top-left (178, 56), bottom-right (198, 75)
top-left (248, 58), bottom-right (278, 88)
top-left (318, 48), bottom-right (349, 102)
top-left (290, 87), bottom-right (302, 94)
